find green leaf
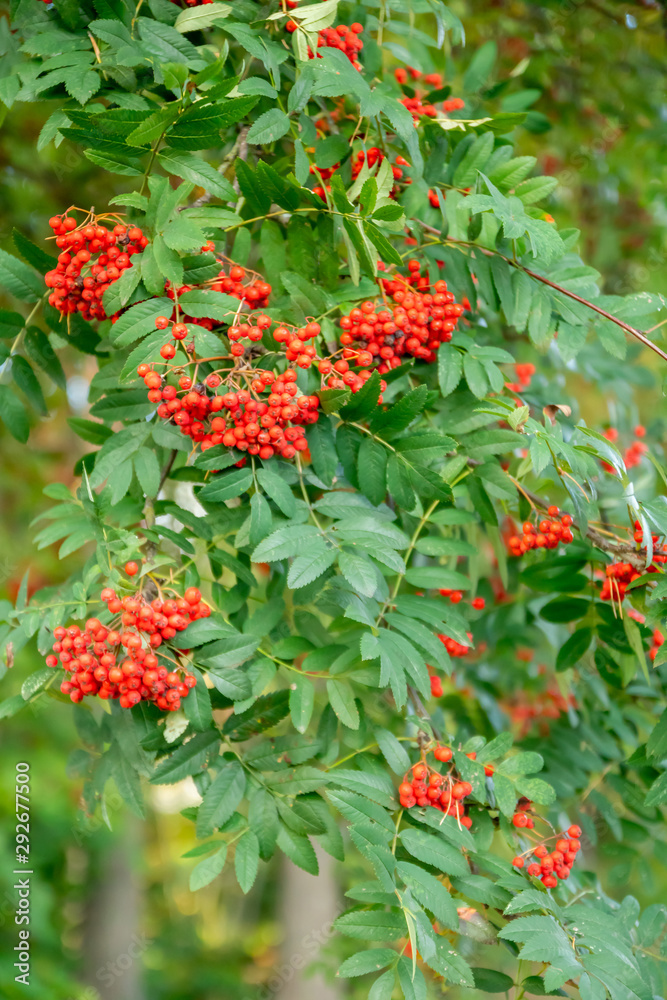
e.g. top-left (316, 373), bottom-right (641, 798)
top-left (375, 728), bottom-right (411, 776)
top-left (246, 108), bottom-right (291, 144)
top-left (174, 2), bottom-right (230, 31)
top-left (151, 731), bottom-right (219, 784)
top-left (339, 370), bottom-right (382, 420)
top-left (396, 862), bottom-right (458, 928)
top-left (196, 760), bottom-right (246, 838)
top-left (190, 844), bottom-right (228, 890)
top-left (0, 248), bottom-right (44, 301)
top-left (277, 826), bottom-right (319, 874)
top-left (290, 673), bottom-right (314, 734)
top-left (13, 229), bottom-right (57, 273)
top-left (11, 355), bottom-right (46, 414)
top-left (0, 385), bottom-right (30, 441)
top-left (339, 551), bottom-right (377, 598)
top-left (335, 908), bottom-right (405, 941)
top-left (469, 969), bottom-right (514, 993)
top-left (370, 385), bottom-right (428, 437)
top-left (183, 668), bottom-right (213, 732)
top-left (111, 297), bottom-right (174, 347)
top-left (138, 17), bottom-right (201, 65)
top-left (159, 150), bottom-right (236, 201)
top-left (248, 787), bottom-right (279, 859)
top-left (326, 678), bottom-right (359, 730)
top-left (256, 467), bottom-right (296, 517)
top-left (358, 437), bottom-right (387, 506)
top-left (399, 829), bottom-right (469, 875)
top-left (287, 547), bottom-right (337, 589)
top-left (337, 949), bottom-right (397, 978)
top-left (24, 328), bottom-right (66, 388)
top-left (234, 830), bottom-right (260, 893)
top-left (126, 103), bottom-right (180, 147)
top-left (198, 468), bottom-right (253, 502)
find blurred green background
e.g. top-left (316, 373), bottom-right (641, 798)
top-left (1, 1), bottom-right (666, 997)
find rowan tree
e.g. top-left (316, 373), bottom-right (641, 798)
top-left (2, 0), bottom-right (667, 997)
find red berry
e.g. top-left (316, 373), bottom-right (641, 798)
top-left (124, 561), bottom-right (139, 577)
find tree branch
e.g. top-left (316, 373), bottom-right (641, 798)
top-left (418, 222), bottom-right (667, 363)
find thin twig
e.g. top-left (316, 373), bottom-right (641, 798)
top-left (417, 222), bottom-right (667, 363)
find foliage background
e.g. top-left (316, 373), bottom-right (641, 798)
top-left (0, 1), bottom-right (666, 998)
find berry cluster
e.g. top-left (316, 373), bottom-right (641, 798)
top-left (397, 747), bottom-right (476, 827)
top-left (153, 258), bottom-right (272, 336)
top-left (338, 260), bottom-right (464, 372)
top-left (507, 362), bottom-right (536, 393)
top-left (141, 364), bottom-right (319, 460)
top-left (285, 21), bottom-right (364, 70)
top-left (311, 148), bottom-right (411, 202)
top-left (439, 589), bottom-right (485, 610)
top-left (207, 260), bottom-right (271, 309)
top-left (650, 628), bottom-right (664, 662)
top-left (394, 67), bottom-right (465, 120)
top-left (600, 522), bottom-right (667, 601)
top-left (601, 426), bottom-right (648, 473)
top-left (504, 682), bottom-right (577, 737)
top-left (507, 506), bottom-right (574, 557)
top-left (44, 583), bottom-right (208, 710)
top-left (600, 561), bottom-right (641, 602)
top-left (315, 23), bottom-right (363, 68)
top-left (44, 213), bottom-right (147, 321)
top-left (512, 820), bottom-right (582, 889)
top-left (318, 362), bottom-right (387, 400)
top-left (437, 630), bottom-right (473, 658)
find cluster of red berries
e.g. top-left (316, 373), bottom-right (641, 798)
top-left (507, 506), bottom-right (574, 557)
top-left (397, 748), bottom-right (478, 827)
top-left (507, 362), bottom-right (536, 393)
top-left (311, 148), bottom-right (411, 202)
top-left (504, 683), bottom-right (577, 737)
top-left (601, 426), bottom-right (648, 473)
top-left (394, 67), bottom-right (465, 120)
top-left (284, 21), bottom-right (364, 70)
top-left (318, 362), bottom-right (387, 400)
top-left (44, 213), bottom-right (147, 321)
top-left (439, 589), bottom-right (485, 610)
top-left (140, 364), bottom-right (318, 460)
top-left (599, 522), bottom-right (667, 600)
top-left (145, 257), bottom-right (272, 338)
top-left (437, 630), bottom-right (473, 658)
top-left (650, 628), bottom-right (664, 662)
top-left (207, 259), bottom-right (271, 308)
top-left (600, 561), bottom-right (641, 602)
top-left (44, 583), bottom-right (208, 710)
top-left (338, 260), bottom-right (464, 371)
top-left (314, 24), bottom-right (364, 69)
top-left (512, 821), bottom-right (582, 889)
